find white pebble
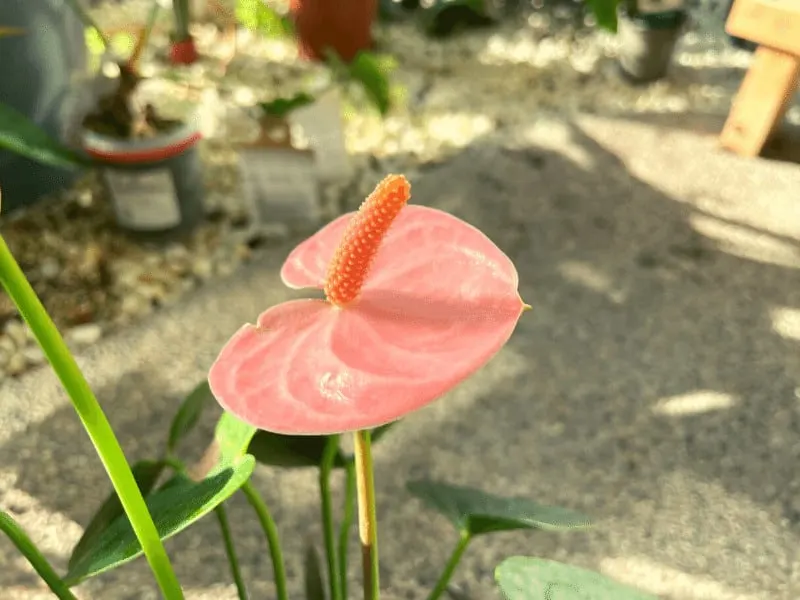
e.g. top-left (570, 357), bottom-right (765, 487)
top-left (66, 324), bottom-right (103, 347)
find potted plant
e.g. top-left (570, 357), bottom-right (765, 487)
top-left (290, 0), bottom-right (378, 62)
top-left (79, 62), bottom-right (206, 241)
top-left (236, 93), bottom-right (322, 234)
top-left (614, 0), bottom-right (688, 84)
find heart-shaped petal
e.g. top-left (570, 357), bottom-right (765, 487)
top-left (280, 205), bottom-right (519, 296)
top-left (210, 204), bottom-right (524, 435)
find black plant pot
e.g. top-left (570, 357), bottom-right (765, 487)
top-left (81, 124), bottom-right (205, 242)
top-left (616, 6), bottom-right (687, 84)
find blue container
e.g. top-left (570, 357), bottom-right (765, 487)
top-left (0, 0), bottom-right (87, 213)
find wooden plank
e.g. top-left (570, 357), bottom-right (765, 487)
top-left (726, 0), bottom-right (800, 55)
top-left (719, 46), bottom-right (800, 157)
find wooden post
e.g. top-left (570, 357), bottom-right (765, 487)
top-left (719, 0), bottom-right (800, 157)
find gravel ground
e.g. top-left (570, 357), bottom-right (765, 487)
top-left (1, 109), bottom-right (798, 599)
top-left (1, 0), bottom-right (788, 381)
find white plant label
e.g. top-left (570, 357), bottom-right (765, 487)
top-left (290, 89), bottom-right (352, 183)
top-left (105, 168), bottom-right (181, 230)
top-left (239, 148), bottom-right (320, 228)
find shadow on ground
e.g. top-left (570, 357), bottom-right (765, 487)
top-left (1, 113), bottom-right (798, 598)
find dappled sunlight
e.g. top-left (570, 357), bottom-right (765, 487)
top-left (557, 261), bottom-right (626, 304)
top-left (770, 307), bottom-right (800, 342)
top-left (1, 484), bottom-right (83, 559)
top-left (689, 213), bottom-right (800, 270)
top-left (519, 120), bottom-right (596, 170)
top-left (600, 555), bottom-right (763, 600)
top-left (652, 390), bottom-right (738, 417)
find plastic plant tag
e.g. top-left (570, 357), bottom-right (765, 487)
top-left (289, 88), bottom-right (352, 184)
top-left (104, 168), bottom-right (182, 231)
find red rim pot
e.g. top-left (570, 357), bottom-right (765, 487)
top-left (81, 123), bottom-right (206, 241)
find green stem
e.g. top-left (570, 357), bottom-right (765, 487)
top-left (215, 504), bottom-right (248, 600)
top-left (338, 461), bottom-right (357, 600)
top-left (0, 235), bottom-right (183, 598)
top-left (241, 481), bottom-right (288, 600)
top-left (173, 0), bottom-right (191, 40)
top-left (0, 511), bottom-right (79, 600)
top-left (320, 436), bottom-right (343, 600)
top-left (353, 430), bottom-right (379, 600)
top-left (425, 532), bottom-right (471, 600)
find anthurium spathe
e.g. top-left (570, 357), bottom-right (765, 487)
top-left (208, 174), bottom-right (527, 435)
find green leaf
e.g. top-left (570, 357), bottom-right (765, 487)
top-left (247, 421), bottom-right (398, 470)
top-left (167, 380), bottom-right (215, 453)
top-left (407, 480), bottom-right (592, 536)
top-left (248, 431), bottom-right (343, 469)
top-left (0, 103), bottom-right (88, 169)
top-left (370, 421), bottom-right (398, 444)
top-left (216, 411), bottom-right (258, 464)
top-left (303, 542), bottom-right (326, 600)
top-left (585, 0), bottom-right (620, 32)
top-left (65, 455), bottom-right (255, 585)
top-left (66, 413), bottom-right (257, 586)
top-left (346, 51), bottom-right (393, 116)
top-left (84, 27), bottom-right (106, 55)
top-left (68, 460), bottom-right (166, 574)
top-left (259, 93), bottom-right (316, 118)
top-left (495, 557), bottom-right (658, 600)
top-left (236, 0), bottom-right (293, 37)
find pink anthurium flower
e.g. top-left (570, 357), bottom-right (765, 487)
top-left (208, 175), bottom-right (528, 435)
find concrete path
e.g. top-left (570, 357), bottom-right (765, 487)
top-left (1, 113), bottom-right (799, 599)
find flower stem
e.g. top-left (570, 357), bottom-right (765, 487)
top-left (215, 504), bottom-right (248, 600)
top-left (0, 511), bottom-right (79, 600)
top-left (320, 435), bottom-right (343, 600)
top-left (0, 235), bottom-right (183, 599)
top-left (425, 532), bottom-right (471, 600)
top-left (338, 460), bottom-right (357, 600)
top-left (353, 429), bottom-right (380, 600)
top-left (241, 481), bottom-right (288, 600)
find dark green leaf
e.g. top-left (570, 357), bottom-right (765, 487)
top-left (407, 480), bottom-right (592, 536)
top-left (346, 51), bottom-right (393, 116)
top-left (236, 0), bottom-right (293, 37)
top-left (370, 420), bottom-right (398, 444)
top-left (0, 103), bottom-right (88, 169)
top-left (303, 542), bottom-right (326, 600)
top-left (65, 455), bottom-right (255, 585)
top-left (259, 93), bottom-right (316, 118)
top-left (248, 431), bottom-right (343, 469)
top-left (495, 557), bottom-right (658, 599)
top-left (247, 422), bottom-right (397, 470)
top-left (585, 0), bottom-right (619, 32)
top-left (68, 460), bottom-right (165, 573)
top-left (167, 380), bottom-right (215, 453)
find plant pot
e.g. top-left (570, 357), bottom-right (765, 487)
top-left (0, 0), bottom-right (87, 213)
top-left (81, 123), bottom-right (205, 241)
top-left (169, 36), bottom-right (200, 65)
top-left (616, 6), bottom-right (687, 84)
top-left (289, 0), bottom-right (377, 62)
